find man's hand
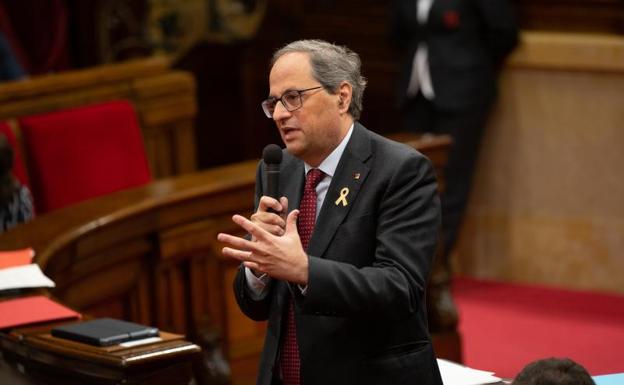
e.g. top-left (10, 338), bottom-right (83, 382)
top-left (246, 196), bottom-right (288, 277)
top-left (250, 196), bottom-right (288, 237)
top-left (217, 210), bottom-right (309, 285)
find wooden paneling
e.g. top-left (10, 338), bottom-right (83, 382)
top-left (509, 31), bottom-right (624, 72)
top-left (456, 31), bottom-right (624, 294)
top-left (512, 0), bottom-right (624, 34)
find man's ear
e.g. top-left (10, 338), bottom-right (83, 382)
top-left (337, 81), bottom-right (353, 113)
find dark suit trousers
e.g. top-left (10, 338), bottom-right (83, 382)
top-left (402, 92), bottom-right (492, 260)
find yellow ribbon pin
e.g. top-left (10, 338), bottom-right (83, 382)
top-left (335, 187), bottom-right (349, 206)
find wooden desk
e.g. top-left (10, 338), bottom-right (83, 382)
top-left (0, 323), bottom-right (200, 385)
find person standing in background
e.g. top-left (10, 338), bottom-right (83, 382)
top-left (390, 0), bottom-right (519, 321)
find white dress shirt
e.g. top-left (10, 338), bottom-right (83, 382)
top-left (406, 0), bottom-right (435, 100)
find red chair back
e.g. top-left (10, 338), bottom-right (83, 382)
top-left (19, 100), bottom-right (151, 213)
top-left (0, 121), bottom-right (30, 188)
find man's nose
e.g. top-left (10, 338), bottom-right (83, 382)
top-left (272, 100), bottom-right (291, 120)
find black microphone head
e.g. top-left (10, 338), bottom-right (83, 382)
top-left (263, 144), bottom-right (282, 200)
top-left (262, 144), bottom-right (283, 165)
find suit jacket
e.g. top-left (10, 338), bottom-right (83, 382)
top-left (391, 0), bottom-right (519, 110)
top-left (234, 123), bottom-right (443, 385)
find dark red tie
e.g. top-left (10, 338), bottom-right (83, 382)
top-left (281, 168), bottom-right (324, 385)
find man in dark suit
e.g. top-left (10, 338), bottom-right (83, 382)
top-left (217, 39), bottom-right (442, 385)
top-left (391, 0), bottom-right (518, 308)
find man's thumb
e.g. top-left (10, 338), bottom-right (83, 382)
top-left (285, 209), bottom-right (299, 234)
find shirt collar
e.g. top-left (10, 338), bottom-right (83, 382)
top-left (304, 123), bottom-right (354, 178)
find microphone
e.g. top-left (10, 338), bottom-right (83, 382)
top-left (262, 144), bottom-right (282, 201)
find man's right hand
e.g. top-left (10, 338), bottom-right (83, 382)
top-left (250, 196), bottom-right (288, 237)
top-left (247, 196), bottom-right (288, 278)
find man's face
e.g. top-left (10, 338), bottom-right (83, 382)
top-left (268, 52), bottom-right (344, 166)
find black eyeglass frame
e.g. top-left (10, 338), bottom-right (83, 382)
top-left (261, 86), bottom-right (324, 118)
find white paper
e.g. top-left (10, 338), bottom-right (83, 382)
top-left (0, 264), bottom-right (55, 291)
top-left (437, 359), bottom-right (503, 385)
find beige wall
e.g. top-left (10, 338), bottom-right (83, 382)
top-left (456, 32), bottom-right (624, 294)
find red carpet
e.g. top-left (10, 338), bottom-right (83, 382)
top-left (452, 277), bottom-right (624, 378)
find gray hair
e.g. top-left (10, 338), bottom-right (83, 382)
top-left (271, 39), bottom-right (367, 121)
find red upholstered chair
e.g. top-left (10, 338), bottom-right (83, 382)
top-left (19, 100), bottom-right (151, 213)
top-left (0, 121), bottom-right (30, 188)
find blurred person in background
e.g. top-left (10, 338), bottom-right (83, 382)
top-left (391, 0), bottom-right (519, 290)
top-left (0, 30), bottom-right (26, 81)
top-left (513, 358), bottom-right (595, 385)
top-left (0, 134), bottom-right (34, 232)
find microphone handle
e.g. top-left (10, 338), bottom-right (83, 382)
top-left (265, 165), bottom-right (280, 214)
top-left (266, 169), bottom-right (280, 199)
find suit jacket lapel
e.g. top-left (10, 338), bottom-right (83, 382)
top-left (308, 123), bottom-right (372, 258)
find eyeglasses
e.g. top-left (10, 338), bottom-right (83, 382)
top-left (261, 86), bottom-right (323, 118)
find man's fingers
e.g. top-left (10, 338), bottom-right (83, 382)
top-left (285, 210), bottom-right (300, 235)
top-left (267, 225), bottom-right (285, 236)
top-left (232, 214), bottom-right (272, 241)
top-left (243, 261), bottom-right (262, 272)
top-left (221, 247), bottom-right (252, 262)
top-left (258, 196), bottom-right (283, 213)
top-left (279, 197), bottom-right (289, 217)
top-left (217, 231), bottom-right (255, 251)
top-left (251, 211), bottom-right (285, 229)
